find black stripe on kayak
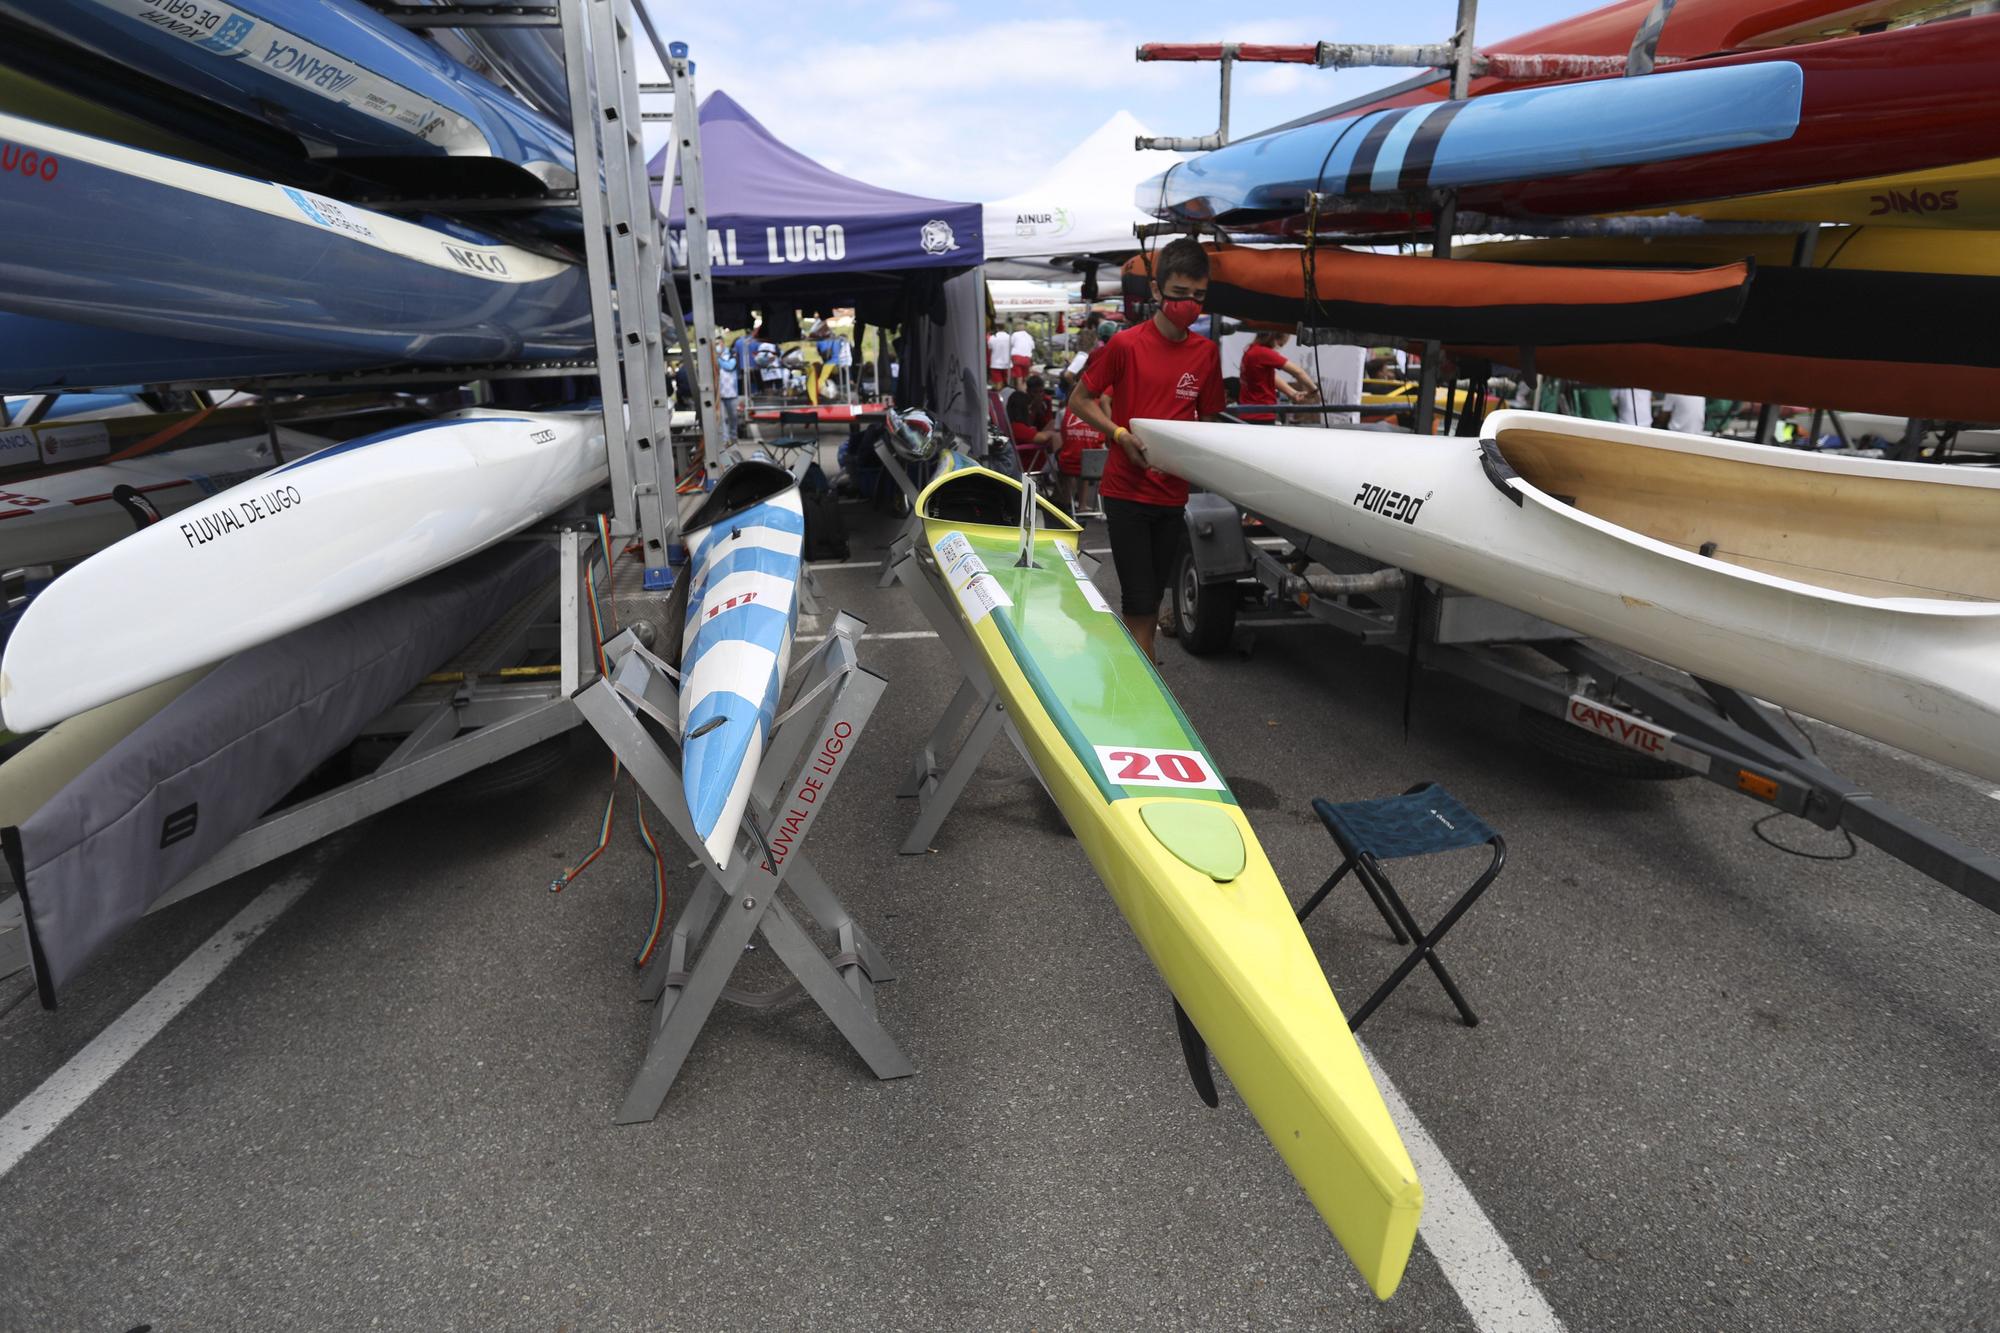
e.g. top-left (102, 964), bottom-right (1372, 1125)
top-left (1661, 266), bottom-right (2000, 367)
top-left (1396, 100), bottom-right (1472, 192)
top-left (1206, 278), bottom-right (1751, 347)
top-left (1342, 108), bottom-right (1413, 196)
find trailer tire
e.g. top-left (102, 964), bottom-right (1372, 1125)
top-left (1175, 548), bottom-right (1237, 656)
top-left (1516, 705), bottom-right (1688, 780)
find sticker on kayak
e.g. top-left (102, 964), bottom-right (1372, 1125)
top-left (1056, 541), bottom-right (1112, 615)
top-left (283, 187), bottom-right (377, 242)
top-left (0, 429), bottom-right (37, 470)
top-left (1093, 745), bottom-right (1227, 791)
top-left (36, 423), bottom-right (112, 466)
top-left (87, 0), bottom-right (477, 150)
top-left (934, 530), bottom-right (1012, 624)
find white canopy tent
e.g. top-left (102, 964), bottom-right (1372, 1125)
top-left (981, 111), bottom-right (1186, 278)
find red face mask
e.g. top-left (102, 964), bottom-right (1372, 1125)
top-left (1159, 298), bottom-right (1204, 331)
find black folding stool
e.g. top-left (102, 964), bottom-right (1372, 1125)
top-left (1299, 782), bottom-right (1507, 1030)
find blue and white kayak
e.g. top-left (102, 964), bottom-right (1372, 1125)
top-left (0, 113), bottom-right (590, 364)
top-left (2, 0), bottom-right (576, 194)
top-left (0, 410), bottom-right (606, 732)
top-left (1139, 61), bottom-right (1803, 222)
top-left (678, 459), bottom-right (805, 868)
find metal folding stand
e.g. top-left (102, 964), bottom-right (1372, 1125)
top-left (571, 614), bottom-right (912, 1123)
top-left (882, 531), bottom-right (1053, 855)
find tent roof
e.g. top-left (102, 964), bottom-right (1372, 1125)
top-left (983, 111), bottom-right (1187, 263)
top-left (656, 91), bottom-right (982, 277)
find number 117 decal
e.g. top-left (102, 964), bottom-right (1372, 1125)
top-left (1092, 745), bottom-right (1228, 791)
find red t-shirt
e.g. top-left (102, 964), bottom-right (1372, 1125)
top-left (1080, 320), bottom-right (1223, 507)
top-left (1057, 408), bottom-right (1101, 475)
top-left (1239, 342), bottom-right (1288, 423)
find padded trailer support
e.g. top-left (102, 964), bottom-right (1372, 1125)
top-left (572, 615), bottom-right (912, 1123)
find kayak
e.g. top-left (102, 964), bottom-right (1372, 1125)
top-left (1121, 245), bottom-right (1752, 346)
top-left (0, 113), bottom-right (591, 365)
top-left (1457, 224), bottom-right (2000, 278)
top-left (915, 464), bottom-right (1422, 1297)
top-left (0, 313), bottom-right (403, 392)
top-left (1140, 61), bottom-right (1803, 223)
top-left (679, 459), bottom-right (804, 868)
top-left (2, 0), bottom-right (576, 196)
top-left (0, 428), bottom-right (328, 570)
top-left (1133, 411), bottom-right (2000, 782)
top-left (1638, 157), bottom-right (2000, 229)
top-left (0, 410), bottom-right (605, 732)
top-left (746, 403), bottom-right (891, 423)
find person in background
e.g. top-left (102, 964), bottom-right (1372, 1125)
top-left (1006, 374), bottom-right (1059, 471)
top-left (1238, 330), bottom-right (1320, 424)
top-left (1066, 237), bottom-right (1224, 663)
top-left (1054, 388), bottom-right (1105, 517)
top-left (1062, 326), bottom-right (1097, 393)
top-left (1010, 321), bottom-right (1035, 389)
top-left (717, 347), bottom-right (740, 440)
top-left (1663, 392), bottom-right (1706, 434)
top-left (988, 323), bottom-right (1011, 387)
top-left (732, 325), bottom-right (763, 408)
top-left (1613, 386), bottom-right (1653, 427)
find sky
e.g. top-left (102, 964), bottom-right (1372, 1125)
top-left (640, 0), bottom-right (1590, 202)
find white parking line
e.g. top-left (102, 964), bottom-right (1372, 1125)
top-left (1363, 1045), bottom-right (1567, 1332)
top-left (0, 866), bottom-right (318, 1180)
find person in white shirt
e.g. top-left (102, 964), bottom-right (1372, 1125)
top-left (1613, 387), bottom-right (1653, 427)
top-left (1009, 323), bottom-right (1035, 389)
top-left (717, 349), bottom-right (739, 440)
top-left (988, 326), bottom-right (1011, 388)
top-left (1663, 392), bottom-right (1706, 434)
top-left (1062, 326), bottom-right (1097, 391)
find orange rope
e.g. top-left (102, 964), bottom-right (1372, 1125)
top-left (100, 390), bottom-right (240, 463)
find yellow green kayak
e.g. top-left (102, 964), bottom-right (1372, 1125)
top-left (915, 465), bottom-right (1422, 1298)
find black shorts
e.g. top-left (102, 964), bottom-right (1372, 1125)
top-left (1102, 496), bottom-right (1185, 617)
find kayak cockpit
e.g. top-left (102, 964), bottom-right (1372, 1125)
top-left (683, 458), bottom-right (797, 534)
top-left (1489, 420), bottom-right (2000, 603)
top-left (918, 466), bottom-right (1081, 531)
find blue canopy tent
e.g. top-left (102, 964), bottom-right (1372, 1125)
top-left (652, 92), bottom-right (987, 443)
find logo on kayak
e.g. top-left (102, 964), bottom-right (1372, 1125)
top-left (1353, 483), bottom-right (1429, 525)
top-left (530, 428), bottom-right (557, 444)
top-left (1869, 187), bottom-right (1959, 217)
top-left (0, 142), bottom-right (58, 183)
top-left (919, 219), bottom-right (960, 255)
top-left (445, 244), bottom-right (510, 277)
top-left (179, 484), bottom-right (303, 548)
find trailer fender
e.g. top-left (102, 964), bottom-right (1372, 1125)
top-left (1183, 491), bottom-right (1253, 581)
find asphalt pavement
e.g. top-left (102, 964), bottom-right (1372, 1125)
top-left (1, 465), bottom-right (1995, 1332)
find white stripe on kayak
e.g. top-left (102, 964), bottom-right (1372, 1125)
top-left (1361, 1045), bottom-right (1567, 1332)
top-left (0, 862), bottom-right (319, 1180)
top-left (691, 524), bottom-right (805, 569)
top-left (683, 639), bottom-right (781, 712)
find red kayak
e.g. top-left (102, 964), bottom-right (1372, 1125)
top-left (1122, 246), bottom-right (1752, 348)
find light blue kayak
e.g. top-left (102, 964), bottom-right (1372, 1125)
top-left (0, 113), bottom-right (590, 368)
top-left (678, 460), bottom-right (805, 868)
top-left (3, 0), bottom-right (575, 195)
top-left (1139, 61), bottom-right (1803, 222)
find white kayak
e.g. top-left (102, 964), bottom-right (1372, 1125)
top-left (1, 409), bottom-right (605, 732)
top-left (1134, 409), bottom-right (2000, 782)
top-left (0, 428), bottom-right (328, 571)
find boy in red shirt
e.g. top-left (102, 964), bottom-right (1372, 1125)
top-left (1067, 238), bottom-right (1223, 661)
top-left (1238, 330), bottom-right (1320, 423)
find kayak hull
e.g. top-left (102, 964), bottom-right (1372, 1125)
top-left (0, 410), bottom-right (606, 732)
top-left (916, 466), bottom-right (1421, 1297)
top-left (1134, 411), bottom-right (2000, 781)
top-left (0, 114), bottom-right (590, 364)
top-left (1143, 62), bottom-right (1803, 222)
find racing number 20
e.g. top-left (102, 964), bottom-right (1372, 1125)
top-left (1098, 746), bottom-right (1225, 791)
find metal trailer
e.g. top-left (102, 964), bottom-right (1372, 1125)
top-left (1172, 491), bottom-right (2000, 920)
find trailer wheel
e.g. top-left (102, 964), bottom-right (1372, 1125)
top-left (1175, 548), bottom-right (1238, 656)
top-left (1516, 705), bottom-right (1688, 780)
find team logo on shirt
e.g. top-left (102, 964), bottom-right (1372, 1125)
top-left (919, 219), bottom-right (960, 254)
top-left (1174, 372), bottom-right (1199, 400)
